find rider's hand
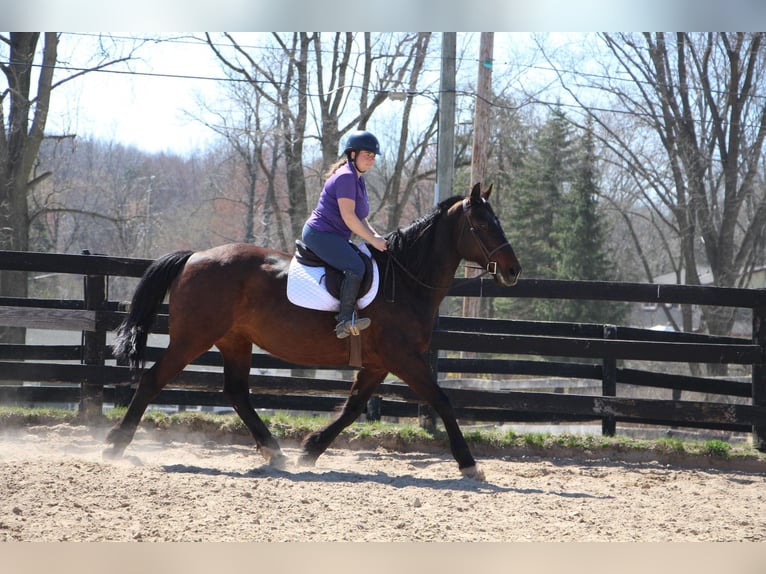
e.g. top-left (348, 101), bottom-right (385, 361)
top-left (371, 235), bottom-right (388, 252)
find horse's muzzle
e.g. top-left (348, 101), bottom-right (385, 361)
top-left (493, 263), bottom-right (521, 287)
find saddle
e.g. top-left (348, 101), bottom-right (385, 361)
top-left (293, 240), bottom-right (375, 301)
top-left (290, 240), bottom-right (377, 369)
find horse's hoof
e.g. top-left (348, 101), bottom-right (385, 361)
top-left (102, 446), bottom-right (122, 461)
top-left (297, 453), bottom-right (318, 467)
top-left (268, 453), bottom-right (289, 470)
top-left (460, 465), bottom-right (486, 481)
top-left (259, 446), bottom-right (288, 470)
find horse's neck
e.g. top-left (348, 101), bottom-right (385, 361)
top-left (428, 255), bottom-right (462, 293)
top-left (410, 225), bottom-right (463, 304)
top-left (385, 209), bottom-right (464, 309)
top-left (431, 218), bottom-right (463, 284)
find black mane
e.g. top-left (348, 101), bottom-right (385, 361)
top-left (382, 195), bottom-right (463, 281)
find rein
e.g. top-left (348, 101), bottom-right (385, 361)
top-left (384, 251), bottom-right (452, 291)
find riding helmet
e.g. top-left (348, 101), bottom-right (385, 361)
top-left (343, 130), bottom-right (381, 156)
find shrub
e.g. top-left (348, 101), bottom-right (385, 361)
top-left (702, 439), bottom-right (731, 458)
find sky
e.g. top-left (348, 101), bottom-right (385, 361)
top-left (48, 32), bottom-right (533, 158)
top-left (49, 34), bottom-right (230, 157)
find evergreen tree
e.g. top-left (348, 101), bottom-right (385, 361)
top-left (497, 108), bottom-right (626, 326)
top-left (519, 105), bottom-right (574, 279)
top-left (478, 93), bottom-right (531, 319)
top-left (501, 105), bottom-right (575, 320)
top-left (552, 121), bottom-right (627, 325)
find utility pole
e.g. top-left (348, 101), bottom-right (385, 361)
top-left (464, 32), bottom-right (494, 319)
top-left (471, 32), bottom-right (493, 188)
top-left (436, 32), bottom-right (456, 206)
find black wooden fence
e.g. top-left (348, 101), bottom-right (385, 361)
top-left (1, 249), bottom-right (765, 451)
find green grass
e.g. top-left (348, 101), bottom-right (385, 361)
top-left (0, 406), bottom-right (762, 465)
top-left (468, 428), bottom-right (759, 463)
top-left (0, 405), bottom-right (78, 426)
top-left (702, 439), bottom-right (732, 458)
top-left (523, 432), bottom-right (548, 448)
top-left (656, 436), bottom-right (687, 454)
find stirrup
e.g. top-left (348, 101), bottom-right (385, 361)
top-left (335, 315), bottom-right (371, 339)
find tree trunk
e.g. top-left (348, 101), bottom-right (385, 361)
top-left (0, 33), bottom-right (58, 343)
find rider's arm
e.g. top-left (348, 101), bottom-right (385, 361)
top-left (338, 198), bottom-right (387, 252)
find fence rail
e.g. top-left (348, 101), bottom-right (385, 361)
top-left (1, 249), bottom-right (765, 450)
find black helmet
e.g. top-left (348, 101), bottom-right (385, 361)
top-left (343, 130), bottom-right (381, 156)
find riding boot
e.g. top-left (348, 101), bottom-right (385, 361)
top-left (335, 271), bottom-right (371, 339)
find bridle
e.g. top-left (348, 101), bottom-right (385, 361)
top-left (461, 197), bottom-right (511, 278)
top-left (382, 197), bottom-right (511, 300)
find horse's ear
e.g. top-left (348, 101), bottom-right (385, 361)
top-left (470, 182), bottom-right (482, 202)
top-left (482, 184), bottom-right (493, 201)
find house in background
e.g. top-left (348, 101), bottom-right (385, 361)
top-left (630, 266), bottom-right (766, 336)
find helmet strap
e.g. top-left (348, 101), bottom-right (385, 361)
top-left (347, 152), bottom-right (364, 175)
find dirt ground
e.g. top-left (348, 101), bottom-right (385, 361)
top-left (1, 423), bottom-right (765, 542)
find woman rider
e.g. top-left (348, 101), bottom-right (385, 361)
top-left (301, 130), bottom-right (388, 339)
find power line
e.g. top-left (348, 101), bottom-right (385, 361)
top-left (61, 32), bottom-right (766, 104)
top-left (4, 33), bottom-right (766, 130)
top-left (5, 56), bottom-right (764, 132)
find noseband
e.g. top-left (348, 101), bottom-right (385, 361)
top-left (461, 198), bottom-right (511, 277)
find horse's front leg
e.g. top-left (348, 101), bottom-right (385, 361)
top-left (299, 367), bottom-right (387, 466)
top-left (389, 352), bottom-right (485, 481)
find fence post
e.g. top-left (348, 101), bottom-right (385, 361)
top-left (752, 306), bottom-right (766, 451)
top-left (79, 254), bottom-right (107, 422)
top-left (602, 324), bottom-right (617, 437)
top-left (365, 396), bottom-right (382, 422)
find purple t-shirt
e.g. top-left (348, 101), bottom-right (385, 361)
top-left (305, 160), bottom-right (370, 240)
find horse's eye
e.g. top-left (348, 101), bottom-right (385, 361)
top-left (476, 217), bottom-right (492, 230)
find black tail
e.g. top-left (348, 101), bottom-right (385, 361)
top-left (113, 250), bottom-right (194, 371)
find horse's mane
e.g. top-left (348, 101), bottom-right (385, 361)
top-left (384, 194), bottom-right (462, 279)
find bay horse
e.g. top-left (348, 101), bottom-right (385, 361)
top-left (106, 183), bottom-right (521, 480)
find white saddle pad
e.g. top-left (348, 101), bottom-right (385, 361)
top-left (286, 243), bottom-right (379, 311)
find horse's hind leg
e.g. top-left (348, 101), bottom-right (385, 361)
top-left (104, 340), bottom-right (205, 459)
top-left (299, 367), bottom-right (387, 466)
top-left (104, 365), bottom-right (162, 458)
top-left (218, 336), bottom-right (287, 469)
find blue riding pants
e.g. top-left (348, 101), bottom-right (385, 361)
top-left (301, 223), bottom-right (366, 278)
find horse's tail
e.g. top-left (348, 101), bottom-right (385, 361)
top-left (113, 250), bottom-right (195, 372)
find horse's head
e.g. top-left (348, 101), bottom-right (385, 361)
top-left (454, 183), bottom-right (522, 287)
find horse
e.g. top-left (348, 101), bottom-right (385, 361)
top-left (106, 183), bottom-right (522, 480)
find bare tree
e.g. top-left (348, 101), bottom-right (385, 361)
top-left (204, 33), bottom-right (311, 242)
top-left (0, 33), bottom-right (137, 341)
top-left (204, 32), bottom-right (438, 242)
top-left (1, 33), bottom-right (59, 332)
top-left (32, 137), bottom-right (190, 259)
top-left (542, 32), bottom-right (766, 342)
top-left (193, 77), bottom-right (290, 249)
top-left (374, 33), bottom-right (438, 230)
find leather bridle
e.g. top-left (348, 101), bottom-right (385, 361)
top-left (382, 197), bottom-right (512, 301)
top-left (461, 197), bottom-right (511, 277)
